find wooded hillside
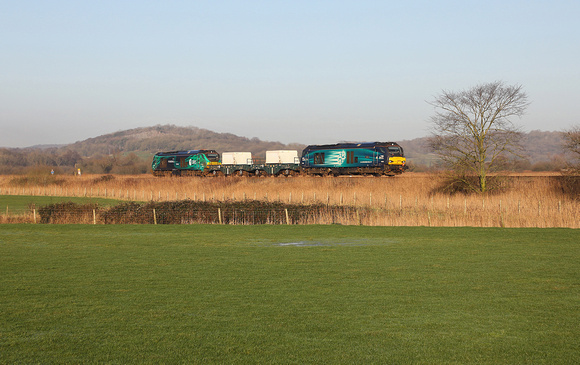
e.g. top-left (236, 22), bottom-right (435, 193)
top-left (0, 125), bottom-right (570, 174)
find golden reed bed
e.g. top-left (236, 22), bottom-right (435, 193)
top-left (1, 172), bottom-right (578, 228)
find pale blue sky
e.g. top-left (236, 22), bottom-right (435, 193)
top-left (1, 0), bottom-right (579, 147)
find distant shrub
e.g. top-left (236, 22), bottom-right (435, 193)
top-left (432, 173), bottom-right (510, 195)
top-left (91, 175), bottom-right (115, 184)
top-left (38, 202), bottom-right (99, 224)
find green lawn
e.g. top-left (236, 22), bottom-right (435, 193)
top-left (0, 195), bottom-right (124, 214)
top-left (1, 225), bottom-right (578, 364)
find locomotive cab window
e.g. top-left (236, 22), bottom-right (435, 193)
top-left (388, 146), bottom-right (402, 156)
top-left (206, 153), bottom-right (220, 162)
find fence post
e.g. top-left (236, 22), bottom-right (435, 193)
top-left (153, 209), bottom-right (157, 225)
top-left (218, 208), bottom-right (222, 224)
top-left (93, 209), bottom-right (96, 225)
top-left (33, 209), bottom-right (36, 223)
top-left (285, 208), bottom-right (290, 225)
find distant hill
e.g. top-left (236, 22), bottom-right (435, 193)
top-left (66, 125), bottom-right (306, 159)
top-left (398, 129), bottom-right (567, 169)
top-left (0, 125), bottom-right (569, 174)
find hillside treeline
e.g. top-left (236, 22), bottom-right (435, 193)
top-left (68, 125), bottom-right (306, 158)
top-left (0, 125), bottom-right (573, 175)
top-left (0, 148), bottom-right (150, 175)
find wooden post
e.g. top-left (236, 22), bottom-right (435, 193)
top-left (33, 209), bottom-right (36, 223)
top-left (218, 208), bottom-right (222, 224)
top-left (153, 209), bottom-right (157, 225)
top-left (93, 209), bottom-right (96, 225)
top-left (285, 208), bottom-right (290, 225)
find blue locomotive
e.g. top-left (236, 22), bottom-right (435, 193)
top-left (152, 142), bottom-right (406, 177)
top-left (300, 142), bottom-right (406, 176)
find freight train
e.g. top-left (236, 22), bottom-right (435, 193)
top-left (152, 142), bottom-right (407, 177)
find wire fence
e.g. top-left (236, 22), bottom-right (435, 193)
top-left (2, 199), bottom-right (578, 228)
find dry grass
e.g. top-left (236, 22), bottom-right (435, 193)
top-left (0, 173), bottom-right (578, 228)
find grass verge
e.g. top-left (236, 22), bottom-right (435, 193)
top-left (0, 195), bottom-right (124, 214)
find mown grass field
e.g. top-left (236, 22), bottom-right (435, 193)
top-left (0, 195), bottom-right (124, 213)
top-left (1, 224), bottom-right (578, 364)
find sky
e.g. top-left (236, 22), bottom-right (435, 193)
top-left (1, 0), bottom-right (579, 148)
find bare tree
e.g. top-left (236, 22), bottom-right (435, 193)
top-left (562, 125), bottom-right (580, 172)
top-left (428, 81), bottom-right (529, 193)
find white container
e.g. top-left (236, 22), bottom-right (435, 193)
top-left (222, 152), bottom-right (253, 165)
top-left (266, 150), bottom-right (299, 164)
